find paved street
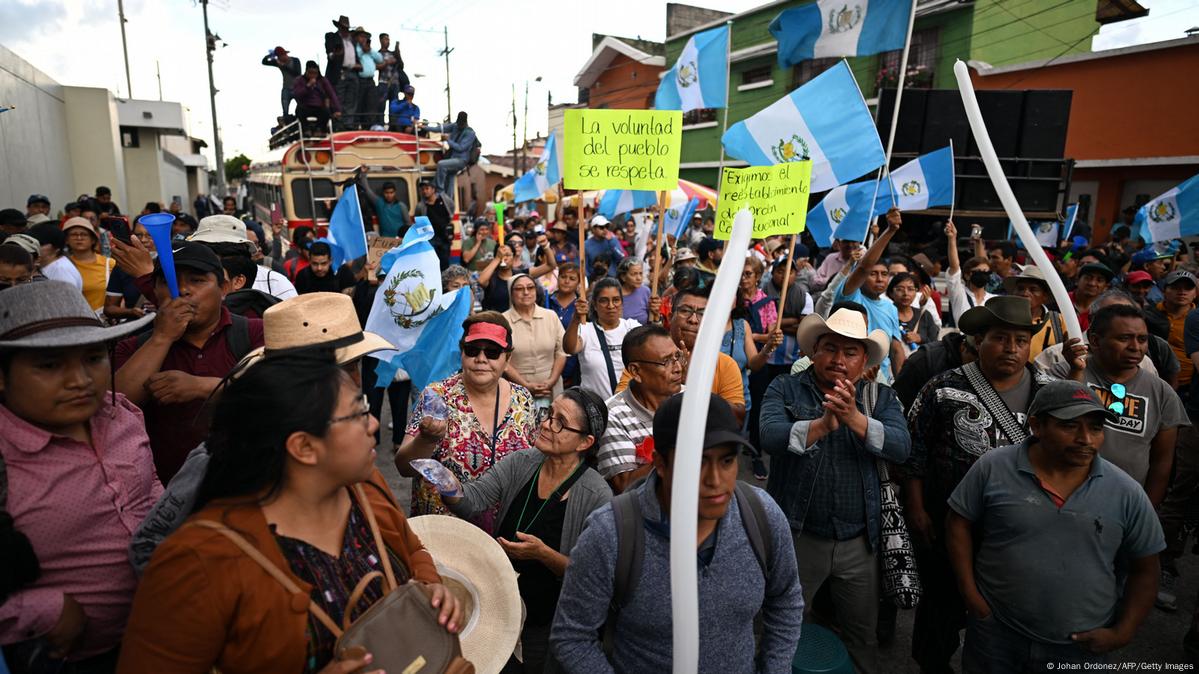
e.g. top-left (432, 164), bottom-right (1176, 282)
top-left (374, 403), bottom-right (1199, 670)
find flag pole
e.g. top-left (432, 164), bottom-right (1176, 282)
top-left (948, 138), bottom-right (957, 223)
top-left (651, 190), bottom-right (668, 321)
top-left (717, 20), bottom-right (733, 175)
top-left (777, 233), bottom-right (797, 318)
top-left (882, 0), bottom-right (918, 176)
top-left (578, 190), bottom-right (588, 322)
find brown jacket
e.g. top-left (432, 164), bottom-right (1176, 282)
top-left (117, 472), bottom-right (440, 673)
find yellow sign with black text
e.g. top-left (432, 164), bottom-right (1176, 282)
top-left (713, 162), bottom-right (812, 240)
top-left (562, 109), bottom-right (682, 191)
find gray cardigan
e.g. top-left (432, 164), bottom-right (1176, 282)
top-left (448, 448), bottom-right (611, 555)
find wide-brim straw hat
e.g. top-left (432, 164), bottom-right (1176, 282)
top-left (239, 293), bottom-right (392, 368)
top-left (407, 515), bottom-right (523, 673)
top-left (796, 308), bottom-right (889, 368)
top-left (62, 216), bottom-right (99, 239)
top-left (0, 281), bottom-right (153, 349)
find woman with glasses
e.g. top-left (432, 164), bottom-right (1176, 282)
top-left (424, 388), bottom-right (611, 673)
top-left (62, 216), bottom-right (115, 312)
top-left (504, 273), bottom-right (567, 414)
top-left (397, 312), bottom-right (538, 533)
top-left (103, 218), bottom-right (157, 322)
top-left (120, 353), bottom-right (462, 674)
top-left (563, 277), bottom-right (642, 398)
top-left (480, 243), bottom-right (555, 313)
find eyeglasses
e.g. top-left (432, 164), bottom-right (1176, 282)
top-left (1107, 383), bottom-right (1127, 414)
top-left (0, 274), bottom-right (33, 289)
top-left (674, 305), bottom-right (706, 320)
top-left (463, 343), bottom-right (505, 360)
top-left (545, 414), bottom-right (587, 435)
top-left (632, 352), bottom-right (686, 369)
top-left (329, 394), bottom-right (372, 429)
top-left (596, 296), bottom-right (623, 307)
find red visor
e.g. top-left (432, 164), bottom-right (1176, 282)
top-left (463, 321), bottom-right (509, 349)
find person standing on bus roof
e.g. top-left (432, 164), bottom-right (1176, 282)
top-left (324, 15), bottom-right (359, 130)
top-left (262, 46), bottom-right (300, 118)
top-left (356, 168), bottom-right (410, 238)
top-left (427, 111), bottom-right (476, 198)
top-left (414, 180), bottom-right (452, 271)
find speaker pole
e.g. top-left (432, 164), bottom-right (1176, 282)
top-left (882, 0), bottom-right (918, 201)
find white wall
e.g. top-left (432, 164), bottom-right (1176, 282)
top-left (0, 44), bottom-right (74, 212)
top-left (63, 86), bottom-right (128, 209)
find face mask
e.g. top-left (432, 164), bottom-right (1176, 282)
top-left (969, 270), bottom-right (991, 288)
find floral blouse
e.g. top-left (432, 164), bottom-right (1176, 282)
top-left (406, 373), bottom-right (537, 533)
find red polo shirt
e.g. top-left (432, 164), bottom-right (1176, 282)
top-left (115, 306), bottom-right (264, 482)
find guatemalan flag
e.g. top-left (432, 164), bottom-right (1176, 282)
top-left (721, 60), bottom-right (885, 193)
top-left (512, 134), bottom-right (561, 203)
top-left (597, 189), bottom-right (659, 219)
top-left (366, 216), bottom-right (473, 393)
top-left (654, 25), bottom-right (730, 112)
top-left (770, 0), bottom-right (913, 68)
top-left (326, 184), bottom-right (369, 270)
top-left (807, 180), bottom-right (880, 248)
top-left (669, 197), bottom-right (702, 239)
top-left (873, 146), bottom-right (955, 212)
top-left (1135, 172), bottom-right (1199, 243)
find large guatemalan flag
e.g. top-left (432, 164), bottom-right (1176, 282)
top-left (770, 0), bottom-right (914, 68)
top-left (366, 217), bottom-right (473, 392)
top-left (873, 146), bottom-right (955, 212)
top-left (325, 184), bottom-right (368, 270)
top-left (512, 134), bottom-right (561, 203)
top-left (654, 25), bottom-right (730, 112)
top-left (721, 59), bottom-right (885, 193)
top-left (1135, 172), bottom-right (1199, 243)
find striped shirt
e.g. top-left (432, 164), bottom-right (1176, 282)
top-left (596, 387), bottom-right (655, 479)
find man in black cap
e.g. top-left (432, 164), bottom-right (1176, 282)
top-left (552, 392), bottom-right (802, 673)
top-left (1145, 269), bottom-right (1197, 391)
top-left (25, 194), bottom-right (50, 219)
top-left (114, 241), bottom-right (265, 483)
top-left (902, 295), bottom-right (1055, 673)
top-left (93, 186), bottom-right (121, 217)
top-left (947, 380), bottom-right (1163, 669)
top-left (0, 208), bottom-right (27, 237)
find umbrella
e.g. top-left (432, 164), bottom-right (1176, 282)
top-left (595, 179), bottom-right (719, 219)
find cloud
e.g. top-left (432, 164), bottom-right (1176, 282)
top-left (0, 0), bottom-right (67, 45)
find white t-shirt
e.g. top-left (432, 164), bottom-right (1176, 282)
top-left (253, 268), bottom-right (298, 299)
top-left (576, 318), bottom-right (641, 398)
top-left (41, 256), bottom-right (84, 290)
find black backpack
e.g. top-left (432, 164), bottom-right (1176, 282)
top-left (467, 135), bottom-right (482, 166)
top-left (610, 480), bottom-right (773, 609)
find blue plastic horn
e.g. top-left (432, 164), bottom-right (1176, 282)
top-left (137, 213), bottom-right (180, 299)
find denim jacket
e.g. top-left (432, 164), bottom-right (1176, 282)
top-left (759, 368), bottom-right (911, 551)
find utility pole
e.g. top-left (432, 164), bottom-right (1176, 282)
top-left (439, 27), bottom-right (453, 122)
top-left (117, 0), bottom-right (132, 98)
top-left (202, 0), bottom-right (227, 198)
top-left (156, 60), bottom-right (163, 101)
top-left (511, 84), bottom-right (518, 178)
top-left (522, 80), bottom-right (529, 175)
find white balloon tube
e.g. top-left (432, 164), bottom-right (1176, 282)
top-left (953, 60), bottom-right (1082, 341)
top-left (670, 208), bottom-right (754, 673)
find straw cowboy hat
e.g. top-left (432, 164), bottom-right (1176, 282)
top-left (240, 293), bottom-right (393, 367)
top-left (796, 308), bottom-right (889, 368)
top-left (0, 281), bottom-right (154, 349)
top-left (407, 515), bottom-right (523, 673)
top-left (958, 295), bottom-right (1040, 336)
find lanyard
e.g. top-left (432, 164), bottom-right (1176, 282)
top-left (515, 459), bottom-right (584, 534)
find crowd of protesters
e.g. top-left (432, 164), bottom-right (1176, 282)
top-left (1, 178), bottom-right (1197, 674)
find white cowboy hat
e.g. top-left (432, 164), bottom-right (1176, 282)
top-left (239, 293), bottom-right (393, 368)
top-left (796, 308), bottom-right (889, 368)
top-left (407, 515), bottom-right (523, 673)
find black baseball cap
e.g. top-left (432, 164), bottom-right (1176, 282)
top-left (1028, 380), bottom-right (1118, 423)
top-left (653, 392), bottom-right (754, 456)
top-left (156, 241), bottom-right (223, 278)
top-left (27, 194), bottom-right (50, 207)
top-left (1078, 262), bottom-right (1115, 281)
top-left (0, 209), bottom-right (27, 229)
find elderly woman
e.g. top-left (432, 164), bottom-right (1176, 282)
top-left (563, 277), bottom-right (642, 398)
top-left (397, 312), bottom-right (538, 533)
top-left (480, 243), bottom-right (555, 312)
top-left (426, 388), bottom-right (611, 674)
top-left (504, 272), bottom-right (567, 413)
top-left (119, 354), bottom-right (462, 673)
top-left (63, 216), bottom-right (115, 311)
top-left (617, 257), bottom-right (652, 324)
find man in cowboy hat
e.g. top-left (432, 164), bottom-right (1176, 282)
top-left (947, 380), bottom-right (1164, 670)
top-left (0, 282), bottom-right (162, 665)
top-left (549, 221), bottom-right (579, 266)
top-left (832, 208), bottom-right (907, 382)
top-left (114, 242), bottom-right (266, 483)
top-left (128, 292), bottom-right (394, 573)
top-left (759, 307), bottom-right (911, 673)
top-left (323, 14), bottom-right (360, 130)
top-left (553, 392), bottom-right (803, 673)
top-left (1004, 264), bottom-right (1068, 362)
top-left (902, 295), bottom-right (1055, 672)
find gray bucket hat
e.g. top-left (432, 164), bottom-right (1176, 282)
top-left (0, 281), bottom-right (154, 349)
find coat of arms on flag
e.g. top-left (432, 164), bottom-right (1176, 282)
top-left (828, 4), bottom-right (863, 33)
top-left (1150, 201), bottom-right (1178, 224)
top-left (383, 268), bottom-right (442, 329)
top-left (773, 134), bottom-right (811, 163)
top-left (901, 180), bottom-right (922, 197)
top-left (677, 62), bottom-right (698, 87)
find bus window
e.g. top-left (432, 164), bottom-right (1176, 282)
top-left (292, 179), bottom-right (336, 220)
top-left (365, 177), bottom-right (412, 208)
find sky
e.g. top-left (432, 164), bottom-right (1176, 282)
top-left (3, 0), bottom-right (1197, 170)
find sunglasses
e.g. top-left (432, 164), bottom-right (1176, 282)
top-left (1107, 383), bottom-right (1126, 415)
top-left (462, 343), bottom-right (505, 360)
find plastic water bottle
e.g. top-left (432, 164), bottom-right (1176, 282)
top-left (421, 388), bottom-right (448, 421)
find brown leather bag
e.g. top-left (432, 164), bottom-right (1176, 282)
top-left (191, 484), bottom-right (474, 674)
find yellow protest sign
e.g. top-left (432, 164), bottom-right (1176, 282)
top-left (713, 162), bottom-right (812, 240)
top-left (563, 109), bottom-right (682, 191)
